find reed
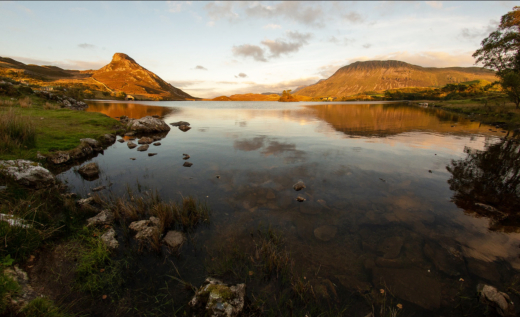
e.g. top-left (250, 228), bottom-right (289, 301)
top-left (0, 108), bottom-right (36, 153)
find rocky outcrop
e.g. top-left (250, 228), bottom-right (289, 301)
top-left (35, 91), bottom-right (88, 110)
top-left (0, 160), bottom-right (55, 188)
top-left (478, 284), bottom-right (515, 317)
top-left (126, 116), bottom-right (171, 133)
top-left (189, 278), bottom-right (246, 317)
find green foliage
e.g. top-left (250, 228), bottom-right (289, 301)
top-left (22, 297), bottom-right (74, 317)
top-left (0, 107), bottom-right (37, 154)
top-left (499, 70), bottom-right (520, 108)
top-left (0, 268), bottom-right (20, 313)
top-left (74, 227), bottom-right (123, 294)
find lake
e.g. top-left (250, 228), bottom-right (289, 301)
top-left (59, 100), bottom-right (520, 315)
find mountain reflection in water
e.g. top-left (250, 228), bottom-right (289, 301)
top-left (60, 101), bottom-right (520, 315)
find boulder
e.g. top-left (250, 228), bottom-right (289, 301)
top-left (80, 138), bottom-right (101, 148)
top-left (138, 137), bottom-right (154, 144)
top-left (87, 210), bottom-right (114, 227)
top-left (78, 162), bottom-right (100, 180)
top-left (101, 228), bottom-right (119, 249)
top-left (127, 141), bottom-right (137, 149)
top-left (126, 116), bottom-right (171, 133)
top-left (478, 284), bottom-right (515, 317)
top-left (163, 231), bottom-right (185, 250)
top-left (63, 99), bottom-right (71, 107)
top-left (129, 220), bottom-right (151, 232)
top-left (129, 218), bottom-right (161, 241)
top-left (170, 121), bottom-right (190, 127)
top-left (0, 160), bottom-right (55, 189)
top-left (104, 134), bottom-right (116, 144)
top-left (314, 225), bottom-right (337, 242)
top-left (135, 226), bottom-right (160, 240)
top-left (137, 145), bottom-right (149, 152)
top-left (293, 181), bottom-right (306, 191)
top-left (48, 152), bottom-right (70, 165)
top-left (189, 278), bottom-right (246, 317)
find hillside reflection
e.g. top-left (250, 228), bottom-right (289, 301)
top-left (447, 138), bottom-right (520, 232)
top-left (86, 102), bottom-right (176, 118)
top-left (309, 104), bottom-right (490, 137)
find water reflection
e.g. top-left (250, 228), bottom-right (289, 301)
top-left (62, 100), bottom-right (520, 314)
top-left (448, 138), bottom-right (520, 232)
top-left (86, 102), bottom-right (176, 118)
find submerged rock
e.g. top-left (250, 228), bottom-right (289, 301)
top-left (137, 144), bottom-right (149, 152)
top-left (478, 284), bottom-right (515, 317)
top-left (296, 196), bottom-right (306, 202)
top-left (378, 236), bottom-right (404, 259)
top-left (183, 162), bottom-right (193, 167)
top-left (78, 162), bottom-right (100, 180)
top-left (163, 231), bottom-right (186, 250)
top-left (293, 181), bottom-right (306, 191)
top-left (0, 160), bottom-right (55, 188)
top-left (129, 218), bottom-right (160, 240)
top-left (179, 125), bottom-right (191, 132)
top-left (189, 278), bottom-right (246, 317)
top-left (314, 225), bottom-right (337, 242)
top-left (126, 116), bottom-right (171, 133)
top-left (87, 210), bottom-right (114, 227)
top-left (101, 228), bottom-right (119, 249)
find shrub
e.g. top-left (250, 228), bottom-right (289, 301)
top-left (0, 108), bottom-right (36, 154)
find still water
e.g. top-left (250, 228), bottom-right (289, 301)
top-left (61, 100), bottom-right (519, 315)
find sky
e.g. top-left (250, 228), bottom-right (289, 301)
top-left (0, 1), bottom-right (517, 98)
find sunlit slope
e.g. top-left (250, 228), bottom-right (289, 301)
top-left (294, 60), bottom-right (497, 98)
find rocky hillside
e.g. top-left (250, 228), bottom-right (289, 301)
top-left (92, 53), bottom-right (194, 100)
top-left (0, 54), bottom-right (195, 101)
top-left (293, 60), bottom-right (497, 98)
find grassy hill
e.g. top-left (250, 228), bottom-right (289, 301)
top-left (293, 60), bottom-right (497, 98)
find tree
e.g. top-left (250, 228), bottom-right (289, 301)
top-left (278, 89), bottom-right (298, 102)
top-left (473, 7), bottom-right (520, 108)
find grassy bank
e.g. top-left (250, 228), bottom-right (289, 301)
top-left (0, 94), bottom-right (123, 161)
top-left (416, 98), bottom-right (520, 130)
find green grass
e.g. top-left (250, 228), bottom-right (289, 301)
top-left (0, 267), bottom-right (21, 313)
top-left (21, 298), bottom-right (74, 317)
top-left (0, 94), bottom-right (122, 160)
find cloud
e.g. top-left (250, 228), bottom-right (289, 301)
top-left (343, 12), bottom-right (363, 23)
top-left (263, 24), bottom-right (281, 29)
top-left (194, 65), bottom-right (208, 70)
top-left (204, 1), bottom-right (239, 22)
top-left (327, 36), bottom-right (354, 46)
top-left (232, 44), bottom-right (267, 62)
top-left (286, 30), bottom-right (312, 43)
top-left (459, 19), bottom-right (499, 40)
top-left (167, 1), bottom-right (191, 13)
top-left (9, 56), bottom-right (106, 70)
top-left (78, 43), bottom-right (96, 49)
top-left (235, 73), bottom-right (247, 78)
top-left (363, 43), bottom-right (372, 49)
top-left (234, 136), bottom-right (266, 152)
top-left (261, 39), bottom-right (304, 58)
top-left (347, 51), bottom-right (477, 68)
top-left (261, 140), bottom-right (306, 163)
top-left (169, 80), bottom-right (204, 88)
top-left (425, 1), bottom-right (443, 9)
top-left (316, 62), bottom-right (346, 78)
top-left (217, 81), bottom-right (239, 84)
top-left (221, 77), bottom-right (320, 96)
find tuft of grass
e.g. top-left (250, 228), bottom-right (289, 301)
top-left (0, 107), bottom-right (36, 154)
top-left (43, 102), bottom-right (60, 110)
top-left (21, 297), bottom-right (74, 317)
top-left (0, 100), bottom-right (15, 107)
top-left (19, 97), bottom-right (32, 108)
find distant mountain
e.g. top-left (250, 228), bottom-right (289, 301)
top-left (92, 53), bottom-right (193, 100)
top-left (0, 53), bottom-right (195, 100)
top-left (293, 60), bottom-right (497, 98)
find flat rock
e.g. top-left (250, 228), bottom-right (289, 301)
top-left (0, 160), bottom-right (55, 189)
top-left (135, 226), bottom-right (160, 240)
top-left (163, 231), bottom-right (186, 250)
top-left (101, 228), bottom-right (119, 249)
top-left (170, 121), bottom-right (190, 126)
top-left (153, 142), bottom-right (161, 146)
top-left (183, 162), bottom-right (193, 167)
top-left (87, 210), bottom-right (114, 227)
top-left (372, 267), bottom-right (441, 310)
top-left (118, 139), bottom-right (125, 143)
top-left (148, 153), bottom-right (157, 157)
top-left (189, 278), bottom-right (246, 317)
top-left (378, 236), bottom-right (404, 259)
top-left (129, 220), bottom-right (151, 232)
top-left (293, 181), bottom-right (306, 191)
top-left (80, 138), bottom-right (101, 148)
top-left (138, 137), bottom-right (154, 144)
top-left (127, 141), bottom-right (137, 149)
top-left (314, 225), bottom-right (337, 241)
top-left (137, 144), bottom-right (149, 152)
top-left (48, 152), bottom-right (70, 165)
top-left (78, 162), bottom-right (100, 180)
top-left (126, 116), bottom-right (171, 133)
top-left (183, 154), bottom-right (190, 160)
top-left (478, 284), bottom-right (515, 317)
